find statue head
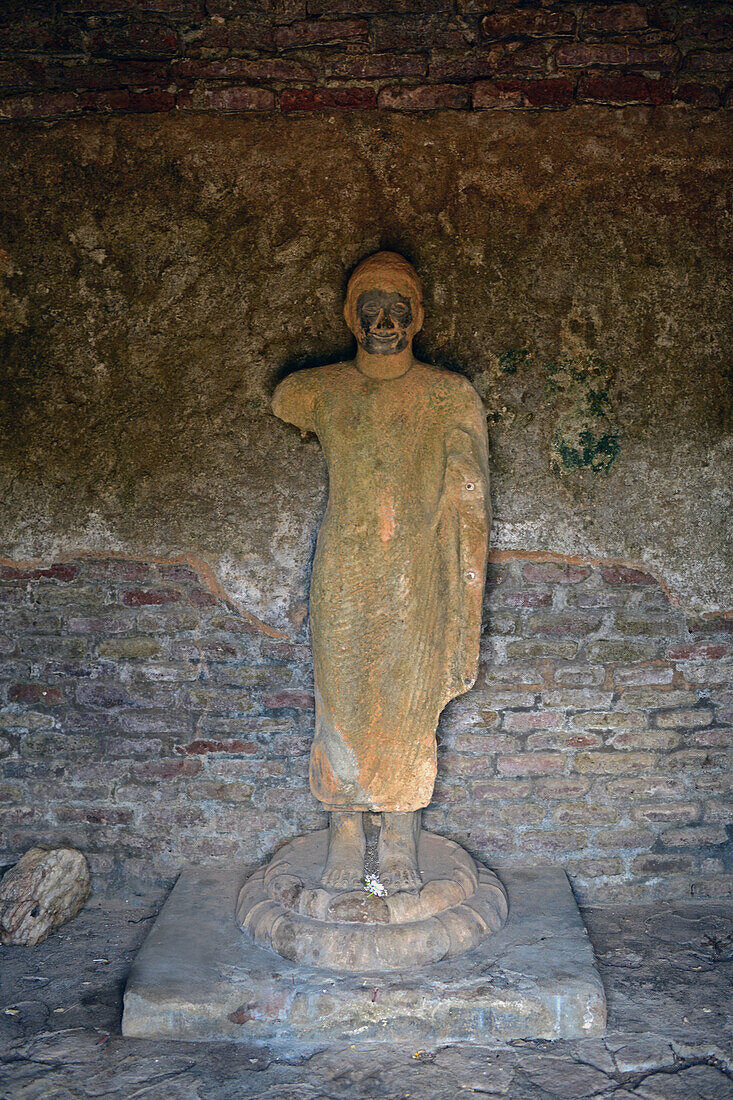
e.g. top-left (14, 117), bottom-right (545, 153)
top-left (344, 252), bottom-right (424, 356)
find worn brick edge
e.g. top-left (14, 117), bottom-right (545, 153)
top-left (1, 549), bottom-right (730, 639)
top-left (0, 552), bottom-right (287, 641)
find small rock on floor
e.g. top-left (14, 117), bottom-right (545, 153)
top-left (0, 847), bottom-right (91, 946)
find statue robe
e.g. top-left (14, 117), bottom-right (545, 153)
top-left (273, 361), bottom-right (491, 812)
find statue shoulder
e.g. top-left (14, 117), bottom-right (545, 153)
top-left (415, 363), bottom-right (484, 409)
top-left (452, 372), bottom-right (485, 414)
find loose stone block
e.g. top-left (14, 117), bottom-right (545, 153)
top-left (0, 846), bottom-right (91, 945)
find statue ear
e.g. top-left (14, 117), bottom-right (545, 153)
top-left (413, 299), bottom-right (425, 335)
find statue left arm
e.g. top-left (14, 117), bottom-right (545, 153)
top-left (442, 383), bottom-right (491, 538)
top-left (438, 383), bottom-right (491, 693)
top-left (272, 370), bottom-right (317, 435)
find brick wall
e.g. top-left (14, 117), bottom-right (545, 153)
top-left (1, 553), bottom-right (730, 903)
top-left (0, 1), bottom-right (731, 121)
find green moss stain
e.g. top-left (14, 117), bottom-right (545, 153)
top-left (552, 426), bottom-right (621, 473)
top-left (587, 388), bottom-right (611, 417)
top-left (499, 348), bottom-right (621, 474)
top-left (499, 347), bottom-right (531, 375)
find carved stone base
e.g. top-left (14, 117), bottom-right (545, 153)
top-left (236, 829), bottom-right (508, 972)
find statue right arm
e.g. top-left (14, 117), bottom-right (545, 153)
top-left (272, 371), bottom-right (317, 435)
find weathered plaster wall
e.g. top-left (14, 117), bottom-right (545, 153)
top-left (1, 110), bottom-right (731, 636)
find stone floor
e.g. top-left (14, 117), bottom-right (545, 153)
top-left (1, 890), bottom-right (732, 1099)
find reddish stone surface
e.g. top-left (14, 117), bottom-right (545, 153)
top-left (8, 682), bottom-right (65, 705)
top-left (680, 10), bottom-right (733, 42)
top-left (88, 22), bottom-right (179, 58)
top-left (188, 587), bottom-right (219, 607)
top-left (523, 562), bottom-right (591, 584)
top-left (429, 51), bottom-right (502, 82)
top-left (308, 0), bottom-right (451, 12)
top-left (497, 752), bottom-right (566, 775)
top-left (85, 560), bottom-right (151, 581)
top-left (494, 42), bottom-right (548, 73)
top-left (559, 42), bottom-right (679, 70)
top-left (44, 59), bottom-right (172, 90)
top-left (205, 0), bottom-right (303, 17)
top-left (672, 82), bottom-right (720, 108)
top-left (273, 18), bottom-right (367, 49)
top-left (0, 92), bottom-right (79, 119)
top-left (481, 9), bottom-right (576, 39)
top-left (378, 83), bottom-right (469, 109)
top-left (668, 643), bottom-right (728, 659)
top-left (262, 690), bottom-right (315, 709)
top-left (279, 86), bottom-right (376, 111)
top-left (601, 565), bottom-right (660, 585)
top-left (684, 49), bottom-right (733, 73)
top-left (178, 85), bottom-right (275, 111)
top-left (557, 43), bottom-right (629, 67)
top-left (576, 73), bottom-right (673, 105)
top-left (223, 20), bottom-right (276, 52)
top-left (0, 563), bottom-right (78, 582)
top-left (500, 590), bottom-right (553, 608)
top-left (63, 0), bottom-right (204, 12)
top-left (172, 57), bottom-right (314, 83)
top-left (504, 711), bottom-right (563, 731)
top-left (178, 739), bottom-right (259, 755)
top-left (0, 19), bottom-right (57, 53)
top-left (122, 588), bottom-right (182, 606)
top-left (626, 45), bottom-right (679, 70)
top-left (133, 759), bottom-right (203, 780)
top-left (57, 805), bottom-right (133, 825)
top-left (474, 77), bottom-right (574, 109)
top-left (0, 61), bottom-right (41, 89)
top-left (80, 87), bottom-right (175, 112)
top-left (371, 15), bottom-right (476, 51)
top-left (582, 3), bottom-right (648, 33)
top-left (324, 52), bottom-right (427, 79)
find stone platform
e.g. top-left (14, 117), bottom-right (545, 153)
top-left (122, 860), bottom-right (606, 1045)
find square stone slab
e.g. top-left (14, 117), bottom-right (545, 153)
top-left (122, 862), bottom-right (606, 1046)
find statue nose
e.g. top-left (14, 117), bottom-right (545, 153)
top-left (375, 308), bottom-right (394, 330)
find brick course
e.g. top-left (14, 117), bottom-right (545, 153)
top-left (0, 1), bottom-right (730, 120)
top-left (0, 552), bottom-right (730, 903)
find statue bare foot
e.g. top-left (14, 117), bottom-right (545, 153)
top-left (379, 810), bottom-right (422, 894)
top-left (322, 810), bottom-right (366, 890)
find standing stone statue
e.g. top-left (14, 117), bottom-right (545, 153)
top-left (272, 252), bottom-right (491, 896)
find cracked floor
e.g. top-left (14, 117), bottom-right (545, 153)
top-left (1, 894), bottom-right (732, 1099)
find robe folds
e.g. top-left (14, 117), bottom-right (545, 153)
top-left (273, 361), bottom-right (491, 813)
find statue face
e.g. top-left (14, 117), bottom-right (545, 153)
top-left (356, 289), bottom-right (413, 355)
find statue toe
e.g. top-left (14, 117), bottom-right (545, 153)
top-left (381, 865), bottom-right (422, 895)
top-left (321, 864), bottom-right (362, 891)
